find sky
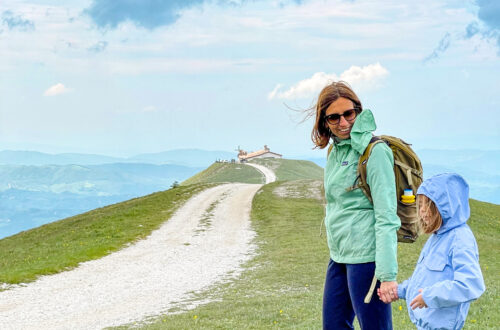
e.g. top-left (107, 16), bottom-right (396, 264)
top-left (0, 0), bottom-right (499, 158)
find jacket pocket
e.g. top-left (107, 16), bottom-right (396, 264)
top-left (423, 256), bottom-right (451, 283)
top-left (424, 258), bottom-right (446, 271)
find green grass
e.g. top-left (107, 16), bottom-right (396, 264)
top-left (250, 158), bottom-right (323, 181)
top-left (181, 162), bottom-right (264, 185)
top-left (461, 199), bottom-right (500, 327)
top-left (126, 180), bottom-right (498, 329)
top-left (0, 183), bottom-right (214, 285)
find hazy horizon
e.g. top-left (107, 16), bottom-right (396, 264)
top-left (0, 144), bottom-right (500, 158)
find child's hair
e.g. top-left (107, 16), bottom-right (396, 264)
top-left (417, 194), bottom-right (443, 234)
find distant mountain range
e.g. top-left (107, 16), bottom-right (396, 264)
top-left (0, 149), bottom-right (236, 167)
top-left (0, 150), bottom-right (122, 166)
top-left (0, 149), bottom-right (224, 239)
top-left (0, 161), bottom-right (203, 238)
top-left (0, 189), bottom-right (124, 239)
top-left (1, 147), bottom-right (498, 239)
top-left (129, 149), bottom-right (236, 167)
top-left (417, 149), bottom-right (500, 176)
top-left (0, 163), bottom-right (202, 195)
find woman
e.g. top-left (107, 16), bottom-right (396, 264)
top-left (311, 81), bottom-right (400, 329)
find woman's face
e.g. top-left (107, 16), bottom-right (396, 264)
top-left (325, 97), bottom-right (357, 140)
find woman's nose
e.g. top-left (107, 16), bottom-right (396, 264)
top-left (339, 115), bottom-right (349, 126)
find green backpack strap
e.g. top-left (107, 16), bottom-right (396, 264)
top-left (346, 137), bottom-right (386, 202)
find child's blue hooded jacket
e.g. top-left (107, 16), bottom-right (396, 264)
top-left (397, 173), bottom-right (485, 330)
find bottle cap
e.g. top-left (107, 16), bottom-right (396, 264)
top-left (403, 189), bottom-right (413, 196)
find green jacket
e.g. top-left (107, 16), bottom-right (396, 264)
top-left (324, 109), bottom-right (400, 282)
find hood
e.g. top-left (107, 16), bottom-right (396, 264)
top-left (349, 109), bottom-right (377, 154)
top-left (417, 173), bottom-right (470, 234)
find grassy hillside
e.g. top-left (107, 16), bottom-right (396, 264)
top-left (250, 158), bottom-right (323, 181)
top-left (181, 159), bottom-right (323, 186)
top-left (181, 162), bottom-right (264, 185)
top-left (136, 181), bottom-right (498, 329)
top-left (0, 183), bottom-right (214, 285)
top-left (1, 159), bottom-right (497, 329)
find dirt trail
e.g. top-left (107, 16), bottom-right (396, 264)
top-left (0, 183), bottom-right (265, 329)
top-left (245, 162), bottom-right (276, 184)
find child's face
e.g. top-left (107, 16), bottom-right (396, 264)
top-left (418, 195), bottom-right (442, 234)
top-left (418, 198), bottom-right (432, 226)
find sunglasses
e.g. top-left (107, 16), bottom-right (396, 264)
top-left (324, 109), bottom-right (359, 125)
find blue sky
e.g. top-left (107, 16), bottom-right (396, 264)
top-left (0, 0), bottom-right (499, 158)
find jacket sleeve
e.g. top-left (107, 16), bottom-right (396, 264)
top-left (397, 279), bottom-right (409, 300)
top-left (366, 143), bottom-right (400, 282)
top-left (421, 237), bottom-right (486, 308)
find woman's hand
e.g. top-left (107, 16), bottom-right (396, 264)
top-left (378, 281), bottom-right (398, 304)
top-left (410, 289), bottom-right (428, 309)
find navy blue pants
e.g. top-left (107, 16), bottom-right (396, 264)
top-left (323, 260), bottom-right (392, 330)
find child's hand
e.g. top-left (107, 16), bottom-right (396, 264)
top-left (410, 289), bottom-right (428, 310)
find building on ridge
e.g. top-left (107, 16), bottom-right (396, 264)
top-left (237, 145), bottom-right (282, 163)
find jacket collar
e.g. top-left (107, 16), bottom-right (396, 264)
top-left (332, 109), bottom-right (377, 154)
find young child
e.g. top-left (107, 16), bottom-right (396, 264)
top-left (379, 173), bottom-right (485, 329)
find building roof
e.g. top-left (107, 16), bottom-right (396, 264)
top-left (239, 149), bottom-right (282, 160)
top-left (238, 145), bottom-right (282, 160)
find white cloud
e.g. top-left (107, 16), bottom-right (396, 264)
top-left (268, 72), bottom-right (335, 100)
top-left (267, 83), bottom-right (283, 100)
top-left (268, 63), bottom-right (389, 100)
top-left (339, 63), bottom-right (389, 89)
top-left (43, 83), bottom-right (71, 96)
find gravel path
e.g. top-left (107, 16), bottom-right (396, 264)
top-left (246, 162), bottom-right (277, 184)
top-left (0, 182), bottom-right (265, 329)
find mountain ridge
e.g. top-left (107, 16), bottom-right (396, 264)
top-left (0, 148), bottom-right (236, 167)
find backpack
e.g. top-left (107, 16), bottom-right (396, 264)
top-left (328, 135), bottom-right (424, 243)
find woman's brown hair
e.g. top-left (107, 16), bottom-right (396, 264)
top-left (417, 194), bottom-right (443, 234)
top-left (309, 81), bottom-right (362, 149)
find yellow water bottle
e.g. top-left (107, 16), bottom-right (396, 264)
top-left (401, 189), bottom-right (415, 204)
